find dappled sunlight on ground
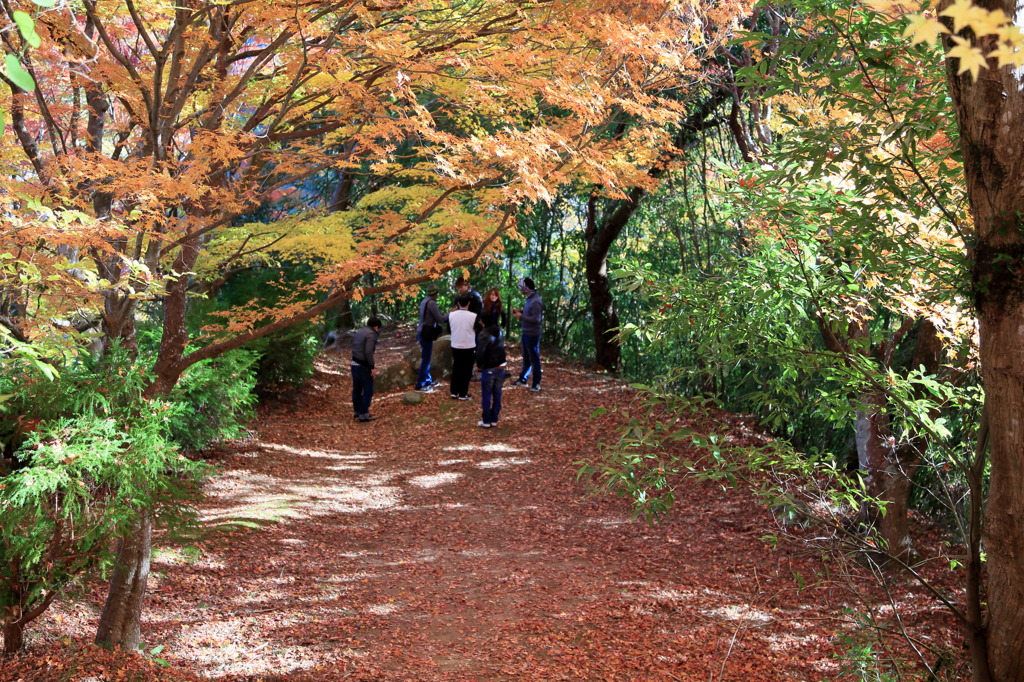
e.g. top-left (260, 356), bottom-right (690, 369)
top-left (24, 354), bottom-right (919, 681)
top-left (442, 442), bottom-right (523, 453)
top-left (408, 472), bottom-right (462, 488)
top-left (476, 457), bottom-right (532, 469)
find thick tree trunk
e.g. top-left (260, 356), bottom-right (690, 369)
top-left (974, 302), bottom-right (1024, 681)
top-left (585, 243), bottom-right (622, 372)
top-left (101, 292), bottom-right (137, 356)
top-left (585, 192), bottom-right (644, 372)
top-left (944, 5), bottom-right (1024, 677)
top-left (853, 388), bottom-right (913, 557)
top-left (3, 621), bottom-right (24, 654)
top-left (95, 509), bottom-right (151, 651)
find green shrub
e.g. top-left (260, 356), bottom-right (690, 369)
top-left (0, 349), bottom-right (207, 652)
top-left (166, 349), bottom-right (258, 452)
top-left (245, 321), bottom-right (319, 392)
top-left (135, 329), bottom-right (258, 452)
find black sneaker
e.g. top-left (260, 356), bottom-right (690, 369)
top-left (358, 415), bottom-right (378, 422)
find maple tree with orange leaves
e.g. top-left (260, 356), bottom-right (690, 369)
top-left (0, 0), bottom-right (755, 652)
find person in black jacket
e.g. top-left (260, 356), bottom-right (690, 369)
top-left (454, 276), bottom-right (484, 329)
top-left (474, 323), bottom-right (507, 428)
top-left (351, 317), bottom-right (382, 422)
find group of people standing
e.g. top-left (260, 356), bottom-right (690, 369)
top-left (348, 275), bottom-right (543, 426)
top-left (415, 276), bottom-right (543, 428)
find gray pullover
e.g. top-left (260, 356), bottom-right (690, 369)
top-left (351, 326), bottom-right (379, 369)
top-left (417, 296), bottom-right (449, 333)
top-left (520, 291), bottom-right (543, 336)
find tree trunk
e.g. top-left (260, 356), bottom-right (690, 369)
top-left (95, 509), bottom-right (151, 651)
top-left (585, 191), bottom-right (644, 372)
top-left (3, 621), bottom-right (24, 654)
top-left (853, 388), bottom-right (912, 556)
top-left (101, 292), bottom-right (137, 356)
top-left (944, 6), bottom-right (1024, 676)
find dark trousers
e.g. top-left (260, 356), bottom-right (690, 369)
top-left (480, 367), bottom-right (506, 424)
top-left (519, 334), bottom-right (541, 387)
top-left (351, 364), bottom-right (374, 417)
top-left (450, 348), bottom-right (476, 397)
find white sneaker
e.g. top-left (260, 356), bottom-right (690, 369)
top-left (489, 422), bottom-right (498, 427)
top-left (415, 386), bottom-right (435, 393)
top-left (477, 420), bottom-right (492, 428)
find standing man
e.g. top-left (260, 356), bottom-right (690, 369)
top-left (351, 316), bottom-right (382, 422)
top-left (454, 276), bottom-right (484, 329)
top-left (449, 295), bottom-right (478, 400)
top-left (512, 277), bottom-right (543, 391)
top-left (415, 284), bottom-right (448, 393)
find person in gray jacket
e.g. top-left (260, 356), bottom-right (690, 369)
top-left (351, 317), bottom-right (382, 422)
top-left (512, 277), bottom-right (543, 391)
top-left (415, 284), bottom-right (449, 392)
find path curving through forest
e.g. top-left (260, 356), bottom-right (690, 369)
top-left (12, 337), bottom-right (852, 681)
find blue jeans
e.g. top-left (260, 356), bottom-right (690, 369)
top-left (519, 334), bottom-right (541, 387)
top-left (416, 333), bottom-right (434, 388)
top-left (351, 364), bottom-right (374, 417)
top-left (480, 367), bottom-right (506, 424)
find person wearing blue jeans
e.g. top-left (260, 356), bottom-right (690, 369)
top-left (350, 317), bottom-right (381, 422)
top-left (512, 277), bottom-right (543, 391)
top-left (415, 283), bottom-right (448, 391)
top-left (475, 323), bottom-right (507, 427)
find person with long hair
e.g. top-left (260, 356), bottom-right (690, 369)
top-left (480, 288), bottom-right (507, 330)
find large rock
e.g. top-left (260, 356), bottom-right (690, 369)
top-left (430, 335), bottom-right (453, 378)
top-left (404, 335), bottom-right (453, 379)
top-left (376, 361), bottom-right (417, 393)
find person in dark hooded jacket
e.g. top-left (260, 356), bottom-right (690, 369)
top-left (474, 323), bottom-right (507, 428)
top-left (351, 317), bottom-right (381, 422)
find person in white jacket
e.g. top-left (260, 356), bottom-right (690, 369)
top-left (448, 295), bottom-right (478, 400)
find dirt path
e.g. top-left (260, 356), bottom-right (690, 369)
top-left (13, 337), bottom-right (850, 681)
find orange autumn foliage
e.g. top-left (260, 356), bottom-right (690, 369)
top-left (0, 0), bottom-right (751, 392)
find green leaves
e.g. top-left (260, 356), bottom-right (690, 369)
top-left (4, 53), bottom-right (34, 92)
top-left (13, 12), bottom-right (41, 49)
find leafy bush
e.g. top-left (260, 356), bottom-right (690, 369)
top-left (134, 329), bottom-right (258, 452)
top-left (245, 322), bottom-right (319, 392)
top-left (166, 349), bottom-right (258, 452)
top-left (0, 349), bottom-right (207, 652)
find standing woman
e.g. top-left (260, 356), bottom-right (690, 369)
top-left (480, 288), bottom-right (507, 330)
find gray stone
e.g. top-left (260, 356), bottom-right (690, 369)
top-left (403, 335), bottom-right (453, 378)
top-left (431, 335), bottom-right (453, 378)
top-left (402, 390), bottom-right (426, 405)
top-left (376, 361), bottom-right (416, 393)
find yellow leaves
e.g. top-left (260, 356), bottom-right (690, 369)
top-left (946, 36), bottom-right (989, 80)
top-left (902, 14), bottom-right (948, 46)
top-left (939, 0), bottom-right (995, 34)
top-left (899, 0), bottom-right (1024, 81)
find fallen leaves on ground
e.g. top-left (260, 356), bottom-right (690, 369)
top-left (2, 331), bottom-right (961, 681)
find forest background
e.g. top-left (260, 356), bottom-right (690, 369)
top-left (2, 0), bottom-right (1024, 679)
